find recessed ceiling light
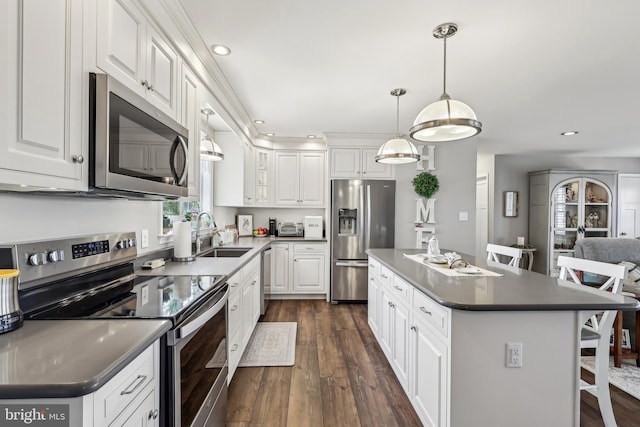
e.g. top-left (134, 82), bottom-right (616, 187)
top-left (266, 133), bottom-right (275, 137)
top-left (254, 120), bottom-right (265, 124)
top-left (210, 44), bottom-right (231, 56)
top-left (561, 131), bottom-right (579, 136)
top-left (307, 135), bottom-right (316, 139)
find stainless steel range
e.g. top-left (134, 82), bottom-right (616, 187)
top-left (0, 232), bottom-right (228, 427)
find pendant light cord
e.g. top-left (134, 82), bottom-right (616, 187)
top-left (396, 94), bottom-right (400, 138)
top-left (442, 35), bottom-right (447, 96)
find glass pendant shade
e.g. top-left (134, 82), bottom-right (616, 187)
top-left (376, 138), bottom-right (420, 164)
top-left (200, 136), bottom-right (224, 161)
top-left (410, 94), bottom-right (481, 142)
top-left (200, 107), bottom-right (224, 161)
top-left (410, 23), bottom-right (482, 142)
top-left (376, 88), bottom-right (420, 164)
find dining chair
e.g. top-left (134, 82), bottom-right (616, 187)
top-left (486, 243), bottom-right (523, 268)
top-left (557, 255), bottom-right (627, 427)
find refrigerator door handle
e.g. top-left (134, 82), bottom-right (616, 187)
top-left (366, 184), bottom-right (371, 250)
top-left (359, 183), bottom-right (365, 250)
top-left (335, 261), bottom-right (369, 267)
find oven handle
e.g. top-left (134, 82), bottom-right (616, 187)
top-left (171, 289), bottom-right (228, 344)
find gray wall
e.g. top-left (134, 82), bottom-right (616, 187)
top-left (488, 155), bottom-right (640, 246)
top-left (395, 139), bottom-right (477, 255)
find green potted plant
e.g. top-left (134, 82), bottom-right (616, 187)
top-left (412, 171), bottom-right (440, 198)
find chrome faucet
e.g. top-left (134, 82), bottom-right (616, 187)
top-left (195, 211), bottom-right (217, 253)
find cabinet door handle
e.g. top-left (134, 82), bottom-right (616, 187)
top-left (251, 280), bottom-right (257, 286)
top-left (72, 154), bottom-right (84, 164)
top-left (120, 374), bottom-right (147, 395)
top-left (148, 409), bottom-right (159, 420)
top-left (411, 325), bottom-right (417, 331)
top-left (394, 285), bottom-right (402, 291)
top-left (381, 273), bottom-right (388, 279)
top-left (231, 282), bottom-right (239, 288)
top-left (141, 79), bottom-right (149, 88)
top-left (419, 306), bottom-right (432, 316)
top-left (230, 305), bottom-right (238, 311)
top-left (231, 344), bottom-right (239, 351)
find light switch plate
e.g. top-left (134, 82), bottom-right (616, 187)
top-left (459, 211), bottom-right (468, 221)
top-left (141, 229), bottom-right (149, 248)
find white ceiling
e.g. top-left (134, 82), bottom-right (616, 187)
top-left (179, 0), bottom-right (640, 156)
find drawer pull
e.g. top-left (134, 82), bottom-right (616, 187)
top-left (251, 280), bottom-right (257, 286)
top-left (394, 285), bottom-right (402, 291)
top-left (381, 273), bottom-right (388, 279)
top-left (419, 306), bottom-right (432, 316)
top-left (231, 282), bottom-right (239, 288)
top-left (231, 344), bottom-right (239, 351)
top-left (120, 374), bottom-right (147, 396)
top-left (389, 302), bottom-right (395, 308)
top-left (148, 409), bottom-right (159, 420)
top-left (411, 325), bottom-right (417, 331)
top-left (231, 305), bottom-right (239, 311)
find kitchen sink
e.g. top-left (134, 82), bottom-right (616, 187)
top-left (199, 247), bottom-right (252, 258)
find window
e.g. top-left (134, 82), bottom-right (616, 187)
top-left (162, 158), bottom-right (213, 234)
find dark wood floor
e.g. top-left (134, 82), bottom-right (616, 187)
top-left (227, 300), bottom-right (640, 426)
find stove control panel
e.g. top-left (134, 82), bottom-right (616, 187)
top-left (3, 232), bottom-right (138, 291)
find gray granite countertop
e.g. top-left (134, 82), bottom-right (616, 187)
top-left (0, 319), bottom-right (171, 398)
top-left (368, 248), bottom-right (640, 311)
top-left (137, 236), bottom-right (326, 278)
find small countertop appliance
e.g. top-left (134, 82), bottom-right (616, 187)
top-left (303, 216), bottom-right (323, 239)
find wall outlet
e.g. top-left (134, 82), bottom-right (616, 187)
top-left (141, 229), bottom-right (149, 248)
top-left (506, 342), bottom-right (523, 368)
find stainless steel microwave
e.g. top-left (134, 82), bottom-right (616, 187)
top-left (89, 73), bottom-right (189, 199)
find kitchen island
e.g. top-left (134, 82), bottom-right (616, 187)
top-left (367, 248), bottom-right (640, 427)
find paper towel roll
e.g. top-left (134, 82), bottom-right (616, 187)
top-left (173, 222), bottom-right (192, 259)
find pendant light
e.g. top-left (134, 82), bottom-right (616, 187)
top-left (410, 23), bottom-right (482, 142)
top-left (375, 88), bottom-right (420, 164)
top-left (200, 107), bottom-right (224, 161)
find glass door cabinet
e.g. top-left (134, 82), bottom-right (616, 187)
top-left (549, 178), bottom-right (612, 275)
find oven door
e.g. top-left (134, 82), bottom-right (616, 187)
top-left (167, 284), bottom-right (228, 427)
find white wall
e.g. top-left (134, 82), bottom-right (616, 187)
top-left (395, 139), bottom-right (477, 255)
top-left (0, 193), bottom-right (163, 254)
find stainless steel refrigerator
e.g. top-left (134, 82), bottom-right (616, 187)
top-left (331, 179), bottom-right (395, 302)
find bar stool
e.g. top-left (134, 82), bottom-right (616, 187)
top-left (486, 243), bottom-right (523, 268)
top-left (557, 255), bottom-right (626, 427)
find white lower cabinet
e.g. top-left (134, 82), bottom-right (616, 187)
top-left (410, 314), bottom-right (448, 427)
top-left (367, 271), bottom-right (381, 336)
top-left (227, 255), bottom-right (261, 382)
top-left (92, 340), bottom-right (160, 427)
top-left (271, 242), bottom-right (327, 295)
top-left (368, 260), bottom-right (450, 427)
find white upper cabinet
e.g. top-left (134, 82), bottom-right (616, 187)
top-left (330, 147), bottom-right (393, 179)
top-left (212, 131), bottom-right (247, 207)
top-left (274, 151), bottom-right (325, 207)
top-left (0, 0), bottom-right (86, 191)
top-left (254, 148), bottom-right (272, 205)
top-left (243, 144), bottom-right (255, 205)
top-left (180, 65), bottom-right (200, 198)
top-left (97, 0), bottom-right (179, 119)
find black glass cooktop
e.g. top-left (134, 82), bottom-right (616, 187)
top-left (25, 271), bottom-right (225, 324)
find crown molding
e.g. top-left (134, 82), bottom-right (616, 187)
top-left (141, 0), bottom-right (261, 145)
